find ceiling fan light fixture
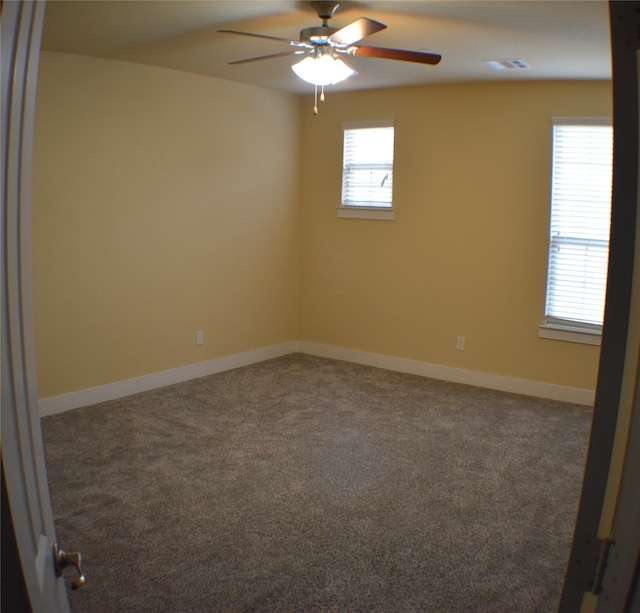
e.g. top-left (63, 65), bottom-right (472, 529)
top-left (291, 54), bottom-right (356, 86)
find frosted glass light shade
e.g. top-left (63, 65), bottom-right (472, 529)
top-left (291, 55), bottom-right (355, 86)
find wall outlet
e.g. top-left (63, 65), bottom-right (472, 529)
top-left (456, 336), bottom-right (465, 351)
top-left (196, 330), bottom-right (205, 345)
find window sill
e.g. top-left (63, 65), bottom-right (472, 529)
top-left (337, 206), bottom-right (395, 221)
top-left (538, 324), bottom-right (602, 346)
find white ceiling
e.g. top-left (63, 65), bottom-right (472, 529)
top-left (41, 0), bottom-right (612, 95)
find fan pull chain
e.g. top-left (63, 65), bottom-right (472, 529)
top-left (312, 85), bottom-right (329, 115)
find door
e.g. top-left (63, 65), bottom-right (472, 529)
top-left (559, 2), bottom-right (640, 610)
top-left (1, 1), bottom-right (72, 611)
top-left (595, 42), bottom-right (640, 613)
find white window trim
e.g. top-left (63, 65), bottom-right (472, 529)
top-left (337, 206), bottom-right (395, 220)
top-left (538, 323), bottom-right (602, 346)
top-left (342, 120), bottom-right (395, 130)
top-left (339, 120), bottom-right (395, 221)
top-left (550, 116), bottom-right (611, 127)
top-left (540, 116), bottom-right (612, 345)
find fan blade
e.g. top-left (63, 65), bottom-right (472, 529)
top-left (229, 51), bottom-right (301, 65)
top-left (328, 18), bottom-right (386, 46)
top-left (351, 46), bottom-right (441, 65)
top-left (218, 29), bottom-right (306, 47)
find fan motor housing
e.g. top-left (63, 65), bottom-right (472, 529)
top-left (300, 25), bottom-right (338, 43)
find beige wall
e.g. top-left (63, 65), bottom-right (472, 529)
top-left (33, 52), bottom-right (612, 398)
top-left (299, 81), bottom-right (612, 390)
top-left (32, 52), bottom-right (302, 398)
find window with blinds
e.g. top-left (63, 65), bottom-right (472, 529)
top-left (544, 118), bottom-right (613, 332)
top-left (341, 122), bottom-right (394, 209)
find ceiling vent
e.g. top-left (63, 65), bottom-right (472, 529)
top-left (483, 59), bottom-right (531, 71)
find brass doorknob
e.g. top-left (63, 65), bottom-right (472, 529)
top-left (53, 542), bottom-right (86, 590)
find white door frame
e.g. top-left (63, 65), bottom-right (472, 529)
top-left (1, 1), bottom-right (70, 611)
top-left (598, 353), bottom-right (640, 611)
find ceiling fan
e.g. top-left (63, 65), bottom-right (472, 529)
top-left (219, 1), bottom-right (442, 114)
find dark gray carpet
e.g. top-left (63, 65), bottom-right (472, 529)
top-left (42, 353), bottom-right (592, 612)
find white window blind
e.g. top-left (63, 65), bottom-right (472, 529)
top-left (544, 118), bottom-right (613, 330)
top-left (342, 122), bottom-right (394, 208)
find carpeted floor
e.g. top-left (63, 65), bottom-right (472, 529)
top-left (42, 353), bottom-right (592, 612)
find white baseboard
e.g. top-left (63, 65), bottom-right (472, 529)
top-left (38, 342), bottom-right (298, 417)
top-left (298, 342), bottom-right (595, 406)
top-left (39, 340), bottom-right (595, 416)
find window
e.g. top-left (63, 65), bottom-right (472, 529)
top-left (539, 118), bottom-right (613, 345)
top-left (339, 121), bottom-right (395, 220)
